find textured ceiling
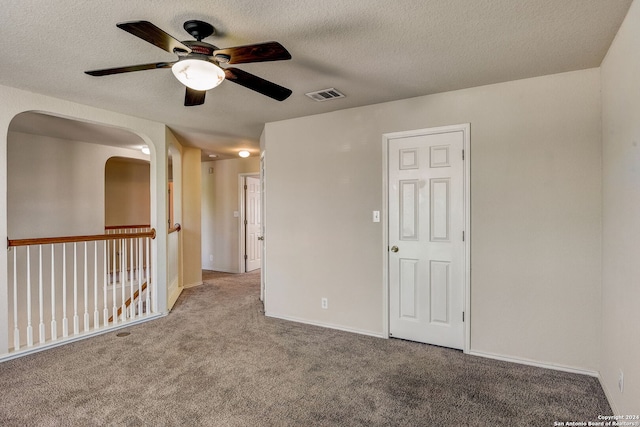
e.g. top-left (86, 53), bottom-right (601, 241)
top-left (0, 0), bottom-right (633, 159)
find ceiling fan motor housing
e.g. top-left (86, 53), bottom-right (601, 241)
top-left (179, 41), bottom-right (215, 56)
top-left (176, 41), bottom-right (229, 67)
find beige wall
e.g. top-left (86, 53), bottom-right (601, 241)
top-left (601, 0), bottom-right (640, 414)
top-left (264, 68), bottom-right (602, 372)
top-left (8, 131), bottom-right (149, 239)
top-left (181, 146), bottom-right (202, 287)
top-left (201, 157), bottom-right (260, 273)
top-left (105, 157), bottom-right (150, 227)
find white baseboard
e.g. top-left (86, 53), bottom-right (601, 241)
top-left (209, 267), bottom-right (240, 274)
top-left (167, 284), bottom-right (183, 310)
top-left (597, 373), bottom-right (620, 415)
top-left (265, 312), bottom-right (386, 339)
top-left (183, 281), bottom-right (203, 289)
top-left (466, 349), bottom-right (599, 377)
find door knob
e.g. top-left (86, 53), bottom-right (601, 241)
top-left (390, 246), bottom-right (399, 253)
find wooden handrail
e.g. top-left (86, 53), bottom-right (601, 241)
top-left (105, 224), bottom-right (151, 230)
top-left (8, 229), bottom-right (156, 248)
top-left (168, 223), bottom-right (181, 234)
top-left (109, 282), bottom-right (148, 323)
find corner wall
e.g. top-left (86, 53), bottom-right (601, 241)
top-left (181, 147), bottom-right (202, 287)
top-left (264, 69), bottom-right (602, 372)
top-left (600, 0), bottom-right (640, 413)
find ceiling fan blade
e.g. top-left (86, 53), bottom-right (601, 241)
top-left (224, 68), bottom-right (292, 101)
top-left (85, 61), bottom-right (175, 76)
top-left (185, 87), bottom-right (206, 106)
top-left (117, 21), bottom-right (192, 54)
top-left (214, 42), bottom-right (291, 64)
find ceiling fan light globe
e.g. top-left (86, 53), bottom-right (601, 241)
top-left (171, 59), bottom-right (225, 91)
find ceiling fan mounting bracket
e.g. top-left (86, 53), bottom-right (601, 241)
top-left (184, 20), bottom-right (215, 41)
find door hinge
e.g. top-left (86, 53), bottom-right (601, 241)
top-left (244, 255), bottom-right (248, 260)
top-left (462, 231), bottom-right (465, 241)
top-left (244, 219), bottom-right (248, 225)
top-left (462, 149), bottom-right (465, 160)
top-left (463, 312), bottom-right (465, 322)
top-left (244, 184), bottom-right (248, 190)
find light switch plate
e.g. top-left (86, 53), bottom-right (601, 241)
top-left (373, 211), bottom-right (380, 222)
top-left (233, 211), bottom-right (239, 217)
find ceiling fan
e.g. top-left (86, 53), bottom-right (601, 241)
top-left (85, 20), bottom-right (292, 106)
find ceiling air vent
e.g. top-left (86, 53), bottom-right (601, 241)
top-left (305, 88), bottom-right (345, 102)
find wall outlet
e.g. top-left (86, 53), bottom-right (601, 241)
top-left (618, 370), bottom-right (624, 393)
top-left (321, 298), bottom-right (328, 309)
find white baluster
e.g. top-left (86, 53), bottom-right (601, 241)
top-left (94, 241), bottom-right (99, 330)
top-left (38, 245), bottom-right (45, 344)
top-left (62, 244), bottom-right (68, 338)
top-left (145, 237), bottom-right (149, 313)
top-left (51, 245), bottom-right (57, 341)
top-left (73, 242), bottom-right (79, 335)
top-left (112, 238), bottom-right (118, 325)
top-left (26, 246), bottom-right (33, 347)
top-left (133, 232), bottom-right (137, 269)
top-left (130, 237), bottom-right (135, 319)
top-left (83, 242), bottom-right (89, 332)
top-left (103, 240), bottom-right (108, 326)
top-left (13, 248), bottom-right (20, 351)
top-left (121, 239), bottom-right (126, 320)
top-left (137, 237), bottom-right (143, 316)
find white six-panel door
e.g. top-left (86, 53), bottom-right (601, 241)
top-left (388, 127), bottom-right (466, 350)
top-left (246, 176), bottom-right (262, 272)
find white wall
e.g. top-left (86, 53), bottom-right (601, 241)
top-left (264, 69), bottom-right (603, 372)
top-left (8, 132), bottom-right (149, 239)
top-left (600, 0), bottom-right (640, 414)
top-left (201, 157), bottom-right (260, 273)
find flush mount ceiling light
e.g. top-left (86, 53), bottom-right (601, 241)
top-left (208, 154), bottom-right (218, 158)
top-left (171, 59), bottom-right (225, 91)
top-left (238, 150), bottom-right (250, 158)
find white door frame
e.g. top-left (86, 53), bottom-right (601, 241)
top-left (238, 173), bottom-right (261, 273)
top-left (260, 151), bottom-right (266, 303)
top-left (382, 123), bottom-right (471, 353)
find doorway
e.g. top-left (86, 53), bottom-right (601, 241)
top-left (383, 124), bottom-right (470, 351)
top-left (239, 174), bottom-right (262, 273)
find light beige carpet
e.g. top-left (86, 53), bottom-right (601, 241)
top-left (0, 269), bottom-right (611, 426)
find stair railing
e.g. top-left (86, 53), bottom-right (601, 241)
top-left (7, 228), bottom-right (156, 355)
